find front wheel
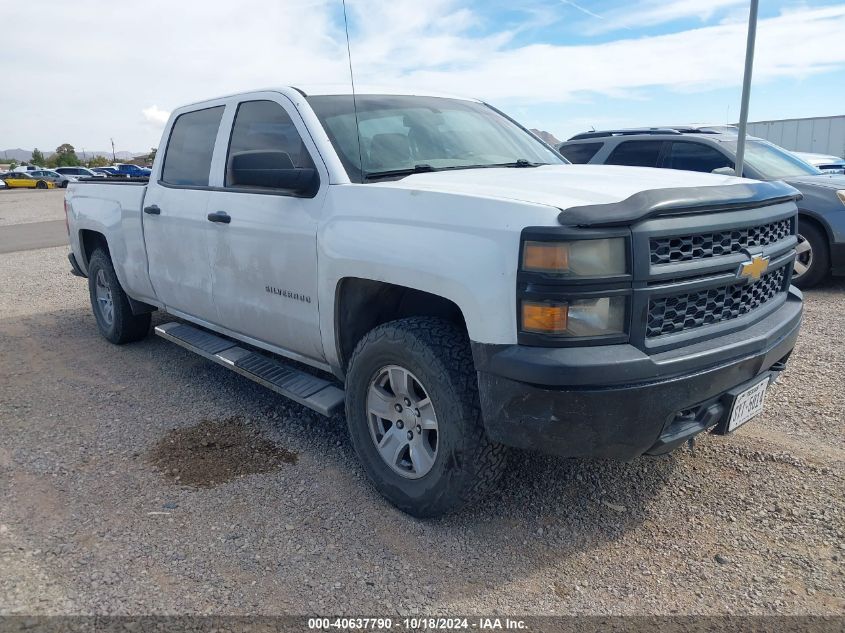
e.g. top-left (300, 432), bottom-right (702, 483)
top-left (36, 180), bottom-right (47, 189)
top-left (793, 221), bottom-right (829, 289)
top-left (345, 317), bottom-right (507, 518)
top-left (86, 249), bottom-right (151, 344)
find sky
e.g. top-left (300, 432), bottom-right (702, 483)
top-left (2, 0), bottom-right (845, 154)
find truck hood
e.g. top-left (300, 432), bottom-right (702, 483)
top-left (376, 164), bottom-right (801, 226)
top-left (375, 164), bottom-right (741, 208)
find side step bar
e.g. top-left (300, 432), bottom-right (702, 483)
top-left (154, 322), bottom-right (345, 416)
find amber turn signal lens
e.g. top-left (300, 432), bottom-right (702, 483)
top-left (522, 241), bottom-right (569, 273)
top-left (522, 301), bottom-right (569, 334)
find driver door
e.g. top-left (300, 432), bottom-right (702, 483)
top-left (205, 95), bottom-right (328, 362)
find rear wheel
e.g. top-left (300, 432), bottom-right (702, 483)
top-left (87, 249), bottom-right (151, 344)
top-left (345, 317), bottom-right (508, 517)
top-left (793, 221), bottom-right (829, 289)
top-left (36, 180), bottom-right (47, 189)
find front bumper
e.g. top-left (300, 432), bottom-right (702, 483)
top-left (473, 288), bottom-right (802, 460)
top-left (831, 242), bottom-right (845, 277)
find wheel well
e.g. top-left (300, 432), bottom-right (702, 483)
top-left (79, 230), bottom-right (109, 267)
top-left (335, 278), bottom-right (467, 371)
top-left (797, 212), bottom-right (832, 247)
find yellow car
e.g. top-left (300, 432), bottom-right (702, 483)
top-left (0, 172), bottom-right (56, 189)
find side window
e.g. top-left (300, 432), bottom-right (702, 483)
top-left (606, 141), bottom-right (664, 168)
top-left (558, 142), bottom-right (603, 164)
top-left (226, 100), bottom-right (315, 190)
top-left (663, 142), bottom-right (733, 173)
top-left (161, 106), bottom-right (224, 186)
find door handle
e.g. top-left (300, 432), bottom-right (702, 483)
top-left (207, 211), bottom-right (231, 224)
top-left (143, 205), bottom-right (161, 215)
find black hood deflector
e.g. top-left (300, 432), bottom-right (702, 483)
top-left (559, 180), bottom-right (801, 227)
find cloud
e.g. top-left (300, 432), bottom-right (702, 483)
top-left (363, 4), bottom-right (845, 103)
top-left (1, 1), bottom-right (844, 150)
top-left (582, 0), bottom-right (749, 35)
top-left (142, 105), bottom-right (170, 127)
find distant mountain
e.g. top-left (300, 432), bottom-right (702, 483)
top-left (530, 129), bottom-right (561, 146)
top-left (1, 148), bottom-right (144, 163)
top-left (0, 148), bottom-right (33, 162)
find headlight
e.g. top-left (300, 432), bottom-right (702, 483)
top-left (837, 190), bottom-right (845, 206)
top-left (521, 296), bottom-right (626, 337)
top-left (522, 238), bottom-right (627, 276)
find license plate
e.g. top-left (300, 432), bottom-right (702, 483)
top-left (727, 378), bottom-right (769, 432)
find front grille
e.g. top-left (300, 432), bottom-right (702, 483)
top-left (646, 266), bottom-right (788, 338)
top-left (650, 218), bottom-right (791, 265)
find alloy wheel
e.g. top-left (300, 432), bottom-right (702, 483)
top-left (366, 365), bottom-right (439, 479)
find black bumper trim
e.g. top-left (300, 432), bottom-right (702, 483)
top-left (475, 293), bottom-right (801, 460)
top-left (831, 242), bottom-right (845, 276)
top-left (472, 288), bottom-right (801, 388)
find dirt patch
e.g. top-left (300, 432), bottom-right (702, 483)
top-left (148, 416), bottom-right (297, 487)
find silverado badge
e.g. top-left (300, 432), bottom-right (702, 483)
top-left (738, 254), bottom-right (770, 281)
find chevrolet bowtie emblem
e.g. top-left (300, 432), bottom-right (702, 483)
top-left (738, 254), bottom-right (770, 280)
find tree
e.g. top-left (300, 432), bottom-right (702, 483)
top-left (54, 143), bottom-right (81, 167)
top-left (88, 155), bottom-right (110, 168)
top-left (149, 147), bottom-right (157, 162)
top-left (31, 148), bottom-right (45, 166)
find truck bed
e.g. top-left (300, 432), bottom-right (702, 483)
top-left (65, 180), bottom-right (155, 303)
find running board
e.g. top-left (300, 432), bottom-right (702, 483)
top-left (154, 322), bottom-right (345, 416)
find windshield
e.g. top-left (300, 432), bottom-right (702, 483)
top-left (728, 140), bottom-right (821, 179)
top-left (307, 95), bottom-right (565, 181)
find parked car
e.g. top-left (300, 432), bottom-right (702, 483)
top-left (794, 152), bottom-right (845, 175)
top-left (65, 88), bottom-right (802, 517)
top-left (91, 167), bottom-right (123, 177)
top-left (1, 171), bottom-right (55, 189)
top-left (12, 165), bottom-right (43, 173)
top-left (113, 163), bottom-right (151, 178)
top-left (558, 127), bottom-right (845, 288)
top-left (0, 178), bottom-right (6, 190)
top-left (30, 169), bottom-right (77, 188)
top-left (55, 166), bottom-right (106, 180)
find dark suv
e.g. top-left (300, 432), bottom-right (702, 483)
top-left (559, 126), bottom-right (845, 288)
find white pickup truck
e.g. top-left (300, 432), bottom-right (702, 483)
top-left (66, 87), bottom-right (803, 517)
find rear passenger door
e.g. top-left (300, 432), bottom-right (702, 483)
top-left (205, 95), bottom-right (328, 362)
top-left (143, 104), bottom-right (226, 323)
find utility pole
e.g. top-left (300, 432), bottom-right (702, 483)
top-left (735, 0), bottom-right (758, 178)
top-left (110, 138), bottom-right (116, 164)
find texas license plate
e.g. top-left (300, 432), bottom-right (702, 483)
top-left (727, 378), bottom-right (769, 432)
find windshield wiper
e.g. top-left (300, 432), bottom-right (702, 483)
top-left (496, 159), bottom-right (546, 168)
top-left (363, 164), bottom-right (435, 181)
top-left (362, 160), bottom-right (549, 181)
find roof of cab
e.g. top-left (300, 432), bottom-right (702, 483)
top-left (176, 85), bottom-right (481, 111)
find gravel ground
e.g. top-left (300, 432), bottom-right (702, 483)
top-left (0, 244), bottom-right (843, 617)
top-left (0, 189), bottom-right (65, 226)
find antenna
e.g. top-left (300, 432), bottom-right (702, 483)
top-left (342, 0), bottom-right (365, 183)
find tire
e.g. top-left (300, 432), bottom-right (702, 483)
top-left (36, 180), bottom-right (47, 189)
top-left (345, 317), bottom-right (508, 518)
top-left (86, 248), bottom-right (151, 344)
top-left (61, 180), bottom-right (69, 189)
top-left (793, 220), bottom-right (829, 289)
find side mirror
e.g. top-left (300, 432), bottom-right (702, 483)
top-left (711, 166), bottom-right (737, 176)
top-left (230, 150), bottom-right (319, 196)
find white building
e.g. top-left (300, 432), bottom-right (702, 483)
top-left (746, 115), bottom-right (845, 158)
